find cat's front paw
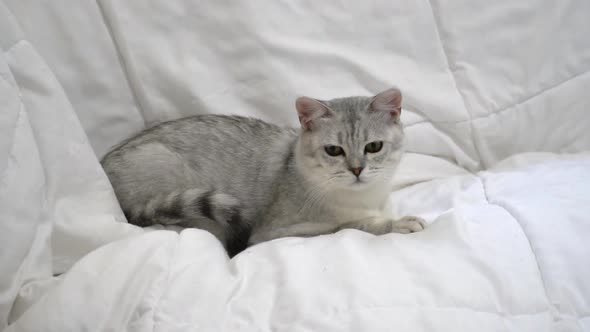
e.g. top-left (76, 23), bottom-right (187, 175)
top-left (390, 216), bottom-right (426, 234)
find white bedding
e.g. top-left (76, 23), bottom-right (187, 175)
top-left (1, 1), bottom-right (589, 331)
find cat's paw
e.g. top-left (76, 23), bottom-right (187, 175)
top-left (390, 216), bottom-right (426, 234)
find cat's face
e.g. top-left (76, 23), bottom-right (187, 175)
top-left (295, 88), bottom-right (404, 190)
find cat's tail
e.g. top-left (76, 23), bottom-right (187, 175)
top-left (124, 188), bottom-right (250, 256)
top-left (127, 188), bottom-right (242, 227)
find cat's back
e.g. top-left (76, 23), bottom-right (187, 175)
top-left (102, 115), bottom-right (297, 200)
top-left (101, 114), bottom-right (298, 222)
top-left (114, 114), bottom-right (292, 152)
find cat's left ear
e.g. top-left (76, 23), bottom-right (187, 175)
top-left (370, 87), bottom-right (402, 123)
top-left (296, 97), bottom-right (333, 131)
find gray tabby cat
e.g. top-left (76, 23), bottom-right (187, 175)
top-left (101, 88), bottom-right (425, 257)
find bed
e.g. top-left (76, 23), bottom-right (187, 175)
top-left (1, 1), bottom-right (589, 331)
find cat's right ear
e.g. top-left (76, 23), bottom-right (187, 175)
top-left (295, 97), bottom-right (332, 131)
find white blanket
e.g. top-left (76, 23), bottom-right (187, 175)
top-left (1, 1), bottom-right (589, 331)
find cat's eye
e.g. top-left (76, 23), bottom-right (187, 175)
top-left (324, 145), bottom-right (345, 157)
top-left (364, 141), bottom-right (383, 154)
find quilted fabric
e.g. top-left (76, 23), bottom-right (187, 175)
top-left (1, 1), bottom-right (589, 331)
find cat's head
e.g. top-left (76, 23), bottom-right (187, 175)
top-left (295, 88), bottom-right (405, 190)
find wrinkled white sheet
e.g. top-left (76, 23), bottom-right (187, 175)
top-left (1, 0), bottom-right (589, 331)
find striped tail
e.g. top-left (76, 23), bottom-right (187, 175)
top-left (124, 188), bottom-right (250, 257)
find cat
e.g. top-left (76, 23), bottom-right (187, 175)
top-left (101, 87), bottom-right (426, 257)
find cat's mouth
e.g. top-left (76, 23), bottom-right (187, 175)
top-left (350, 177), bottom-right (368, 186)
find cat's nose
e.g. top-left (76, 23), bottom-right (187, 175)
top-left (350, 167), bottom-right (363, 177)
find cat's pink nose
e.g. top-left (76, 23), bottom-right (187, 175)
top-left (350, 167), bottom-right (363, 177)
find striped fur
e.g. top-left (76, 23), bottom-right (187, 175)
top-left (126, 189), bottom-right (240, 227)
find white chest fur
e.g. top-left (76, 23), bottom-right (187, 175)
top-left (325, 183), bottom-right (394, 223)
